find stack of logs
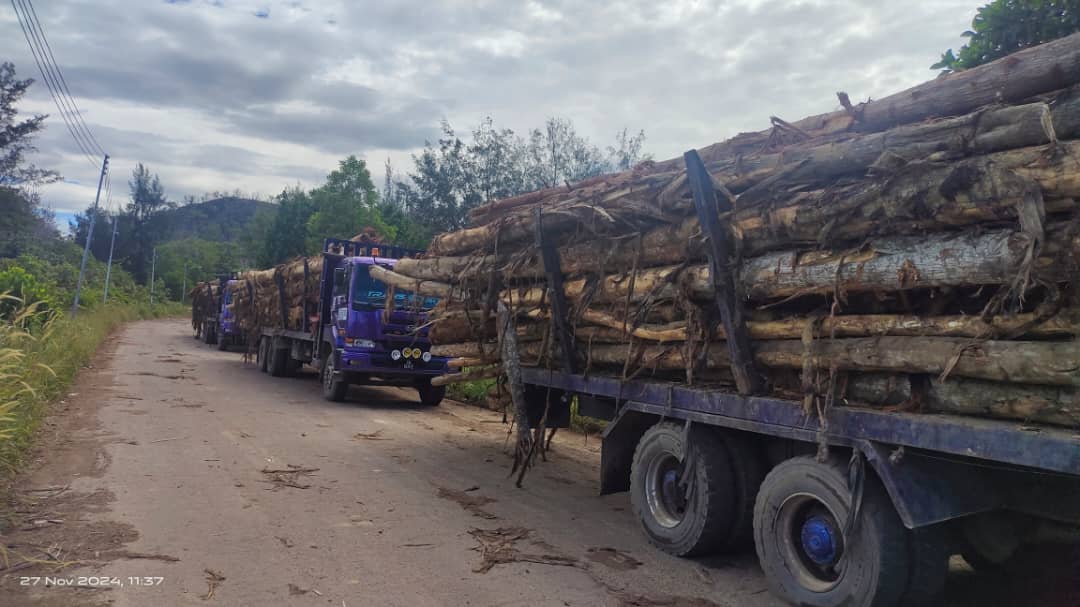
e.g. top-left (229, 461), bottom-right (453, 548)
top-left (189, 281), bottom-right (217, 332)
top-left (226, 257), bottom-right (324, 335)
top-left (375, 33), bottom-right (1080, 428)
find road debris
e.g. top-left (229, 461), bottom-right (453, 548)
top-left (435, 486), bottom-right (497, 519)
top-left (352, 430), bottom-right (388, 440)
top-left (202, 569), bottom-right (226, 600)
top-left (467, 526), bottom-right (577, 573)
top-left (260, 465), bottom-right (319, 490)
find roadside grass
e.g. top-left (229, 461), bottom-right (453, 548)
top-left (0, 297), bottom-right (184, 494)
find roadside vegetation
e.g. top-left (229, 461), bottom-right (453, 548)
top-left (0, 63), bottom-right (183, 495)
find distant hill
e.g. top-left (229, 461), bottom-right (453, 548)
top-left (152, 197), bottom-right (276, 243)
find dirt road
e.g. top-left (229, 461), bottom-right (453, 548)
top-left (2, 319), bottom-right (778, 606)
top-left (1, 319), bottom-right (1072, 606)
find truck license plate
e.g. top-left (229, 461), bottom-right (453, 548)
top-left (404, 361), bottom-right (414, 369)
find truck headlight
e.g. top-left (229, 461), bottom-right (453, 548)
top-left (391, 349), bottom-right (402, 361)
top-left (411, 348), bottom-right (422, 359)
top-left (421, 351), bottom-right (432, 362)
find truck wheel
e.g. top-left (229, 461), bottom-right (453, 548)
top-left (321, 356), bottom-right (348, 402)
top-left (718, 431), bottom-right (766, 549)
top-left (630, 422), bottom-right (737, 557)
top-left (202, 322), bottom-right (213, 344)
top-left (753, 456), bottom-right (909, 607)
top-left (217, 333), bottom-right (228, 351)
top-left (268, 345), bottom-right (288, 377)
top-left (417, 381), bottom-right (445, 407)
top-left (900, 525), bottom-right (949, 607)
top-left (257, 338), bottom-right (269, 373)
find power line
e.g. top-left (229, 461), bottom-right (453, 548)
top-left (9, 0), bottom-right (104, 167)
top-left (12, 0), bottom-right (103, 161)
top-left (21, 0), bottom-right (106, 156)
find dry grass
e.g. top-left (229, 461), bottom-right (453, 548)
top-left (0, 294), bottom-right (183, 489)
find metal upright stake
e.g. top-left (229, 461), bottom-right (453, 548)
top-left (684, 149), bottom-right (761, 395)
top-left (72, 154), bottom-right (109, 316)
top-left (534, 206), bottom-right (577, 374)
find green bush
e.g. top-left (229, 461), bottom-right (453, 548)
top-left (0, 266), bottom-right (52, 321)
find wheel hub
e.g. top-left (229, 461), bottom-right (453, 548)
top-left (800, 515), bottom-right (841, 566)
top-left (646, 453), bottom-right (688, 528)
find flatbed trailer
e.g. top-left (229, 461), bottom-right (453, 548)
top-left (502, 159), bottom-right (1080, 606)
top-left (516, 368), bottom-right (1080, 606)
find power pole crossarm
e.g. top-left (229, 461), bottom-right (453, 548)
top-left (72, 154), bottom-right (109, 317)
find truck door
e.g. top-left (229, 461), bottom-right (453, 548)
top-left (332, 263), bottom-right (351, 336)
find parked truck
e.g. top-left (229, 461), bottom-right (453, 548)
top-left (191, 275), bottom-right (246, 351)
top-left (238, 238), bottom-right (449, 406)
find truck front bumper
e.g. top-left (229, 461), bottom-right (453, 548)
top-left (338, 349), bottom-right (448, 376)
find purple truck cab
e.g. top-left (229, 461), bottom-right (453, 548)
top-left (329, 257), bottom-right (448, 378)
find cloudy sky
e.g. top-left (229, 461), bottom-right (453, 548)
top-left (1, 0), bottom-right (978, 222)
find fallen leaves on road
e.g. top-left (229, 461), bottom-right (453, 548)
top-left (435, 486), bottom-right (497, 519)
top-left (467, 526), bottom-right (577, 573)
top-left (275, 536), bottom-right (294, 548)
top-left (352, 430), bottom-right (388, 440)
top-left (202, 569), bottom-right (226, 600)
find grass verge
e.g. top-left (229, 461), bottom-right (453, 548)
top-left (0, 300), bottom-right (184, 490)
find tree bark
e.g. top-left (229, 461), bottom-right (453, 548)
top-left (430, 365), bottom-right (502, 387)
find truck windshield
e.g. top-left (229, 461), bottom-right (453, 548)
top-left (351, 264), bottom-right (439, 310)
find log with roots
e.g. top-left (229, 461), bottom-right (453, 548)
top-left (842, 374), bottom-right (1080, 427)
top-left (434, 337), bottom-right (1080, 386)
top-left (386, 224), bottom-right (1076, 310)
top-left (497, 302), bottom-right (534, 487)
top-left (426, 309), bottom-right (1080, 345)
top-left (402, 151), bottom-right (1080, 284)
top-left (441, 97), bottom-right (1080, 259)
top-left (468, 33), bottom-right (1080, 227)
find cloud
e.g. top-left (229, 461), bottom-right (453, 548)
top-left (2, 0), bottom-right (978, 216)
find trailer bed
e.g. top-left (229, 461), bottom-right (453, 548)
top-left (522, 367), bottom-right (1080, 476)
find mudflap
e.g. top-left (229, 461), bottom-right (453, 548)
top-left (599, 409), bottom-right (657, 495)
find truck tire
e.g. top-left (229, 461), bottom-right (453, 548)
top-left (257, 338), bottom-right (269, 373)
top-left (717, 431), bottom-right (766, 549)
top-left (202, 322), bottom-right (213, 344)
top-left (753, 456), bottom-right (909, 607)
top-left (321, 356), bottom-right (348, 402)
top-left (630, 422), bottom-right (737, 557)
top-left (268, 344), bottom-right (288, 377)
top-left (417, 381), bottom-right (445, 407)
top-left (900, 525), bottom-right (948, 607)
top-left (217, 333), bottom-right (228, 351)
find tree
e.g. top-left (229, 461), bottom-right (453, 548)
top-left (260, 186), bottom-right (313, 266)
top-left (124, 163), bottom-right (171, 282)
top-left (305, 155), bottom-right (392, 251)
top-left (607, 128), bottom-right (651, 172)
top-left (0, 63), bottom-right (59, 258)
top-left (0, 62), bottom-right (56, 186)
top-left (933, 0), bottom-right (1080, 71)
top-left (523, 117), bottom-right (607, 189)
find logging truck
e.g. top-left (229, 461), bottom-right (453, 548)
top-left (477, 196), bottom-right (1080, 607)
top-left (192, 275), bottom-right (246, 350)
top-left (251, 238), bottom-right (450, 406)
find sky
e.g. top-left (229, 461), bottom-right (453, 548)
top-left (1, 0), bottom-right (979, 225)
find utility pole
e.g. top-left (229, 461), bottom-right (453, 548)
top-left (103, 216), bottom-right (118, 303)
top-left (72, 154), bottom-right (109, 316)
top-left (149, 247), bottom-right (156, 305)
top-left (181, 261), bottom-right (188, 303)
